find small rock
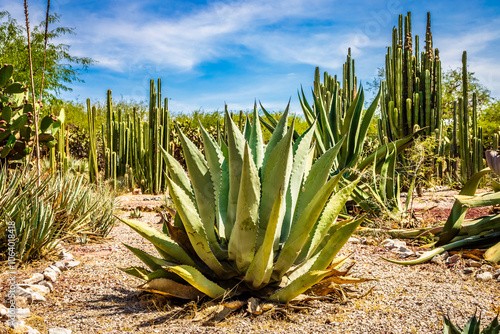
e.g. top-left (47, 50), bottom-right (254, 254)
top-left (14, 286), bottom-right (34, 300)
top-left (53, 261), bottom-right (68, 271)
top-left (17, 284), bottom-right (50, 296)
top-left (380, 239), bottom-right (395, 249)
top-left (22, 273), bottom-right (45, 285)
top-left (49, 328), bottom-right (72, 334)
top-left (12, 308), bottom-right (31, 319)
top-left (445, 254), bottom-right (460, 266)
top-left (6, 319), bottom-right (25, 329)
top-left (48, 265), bottom-right (62, 275)
top-left (43, 268), bottom-right (58, 283)
top-left (462, 268), bottom-right (474, 275)
top-left (64, 260), bottom-right (80, 269)
top-left (59, 250), bottom-right (74, 260)
top-left (0, 304), bottom-right (7, 318)
top-left (476, 272), bottom-right (493, 282)
top-left (348, 237), bottom-right (360, 244)
top-left (38, 281), bottom-right (54, 293)
top-left (493, 269), bottom-right (500, 280)
top-left (25, 326), bottom-right (41, 334)
top-left (28, 291), bottom-right (46, 304)
top-left (466, 260), bottom-right (482, 268)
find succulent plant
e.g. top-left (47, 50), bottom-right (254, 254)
top-left (443, 313), bottom-right (500, 334)
top-left (120, 109), bottom-right (364, 303)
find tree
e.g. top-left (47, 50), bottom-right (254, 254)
top-left (0, 11), bottom-right (94, 103)
top-left (478, 99), bottom-right (500, 146)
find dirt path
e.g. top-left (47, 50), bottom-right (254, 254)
top-left (1, 193), bottom-right (499, 334)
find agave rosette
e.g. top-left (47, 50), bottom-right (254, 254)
top-left (120, 109), bottom-right (364, 303)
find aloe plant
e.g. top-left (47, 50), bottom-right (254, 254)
top-left (120, 110), bottom-right (365, 303)
top-left (443, 313), bottom-right (500, 334)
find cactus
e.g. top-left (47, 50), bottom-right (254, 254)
top-left (87, 99), bottom-right (98, 183)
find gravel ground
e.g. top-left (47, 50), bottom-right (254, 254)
top-left (1, 194), bottom-right (499, 334)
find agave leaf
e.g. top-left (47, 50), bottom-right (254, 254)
top-left (161, 213), bottom-right (199, 261)
top-left (256, 121), bottom-right (294, 249)
top-left (228, 143), bottom-right (260, 273)
top-left (461, 314), bottom-right (480, 334)
top-left (119, 217), bottom-right (196, 266)
top-left (244, 190), bottom-right (282, 289)
top-left (313, 90), bottom-right (335, 148)
top-left (139, 278), bottom-right (205, 299)
top-left (160, 146), bottom-right (193, 201)
top-left (299, 87), bottom-right (326, 154)
top-left (293, 136), bottom-right (345, 222)
top-left (167, 265), bottom-right (226, 299)
top-left (482, 315), bottom-right (500, 333)
top-left (485, 241), bottom-right (500, 264)
top-left (455, 192), bottom-right (500, 208)
top-left (443, 314), bottom-right (463, 334)
top-left (123, 243), bottom-right (174, 271)
top-left (176, 127), bottom-right (224, 258)
top-left (225, 110), bottom-right (247, 238)
top-left (165, 177), bottom-right (229, 277)
top-left (340, 88), bottom-right (364, 168)
top-left (297, 178), bottom-right (360, 263)
top-left (437, 168), bottom-right (492, 246)
top-left (267, 270), bottom-right (331, 303)
top-left (281, 121), bottom-right (317, 243)
top-left (249, 103), bottom-right (264, 169)
top-left (119, 266), bottom-right (151, 280)
top-left (309, 216), bottom-right (364, 272)
top-left (199, 120), bottom-right (226, 239)
top-left (262, 105), bottom-right (289, 176)
top-left (351, 87), bottom-right (381, 161)
top-left (272, 173), bottom-right (343, 280)
top-left (243, 114), bottom-right (252, 141)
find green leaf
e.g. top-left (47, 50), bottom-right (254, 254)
top-left (442, 314), bottom-right (463, 334)
top-left (0, 65), bottom-right (14, 87)
top-left (160, 146), bottom-right (194, 202)
top-left (119, 266), bottom-right (151, 281)
top-left (262, 106), bottom-right (289, 176)
top-left (165, 176), bottom-right (229, 277)
top-left (119, 217), bottom-right (196, 267)
top-left (455, 192), bottom-right (500, 208)
top-left (228, 144), bottom-right (260, 273)
top-left (167, 265), bottom-right (227, 299)
top-left (4, 82), bottom-right (25, 94)
top-left (244, 189), bottom-right (282, 289)
top-left (249, 103), bottom-right (264, 169)
top-left (123, 243), bottom-right (174, 271)
top-left (40, 115), bottom-right (54, 133)
top-left (267, 270), bottom-right (331, 303)
top-left (10, 114), bottom-right (28, 131)
top-left (1, 106), bottom-right (12, 123)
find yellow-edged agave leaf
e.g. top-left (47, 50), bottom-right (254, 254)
top-left (228, 144), bottom-right (260, 273)
top-left (256, 121), bottom-right (294, 249)
top-left (272, 173), bottom-right (343, 280)
top-left (176, 127), bottom-right (225, 258)
top-left (199, 121), bottom-right (225, 237)
top-left (226, 111), bottom-right (247, 238)
top-left (293, 137), bottom-right (345, 222)
top-left (297, 178), bottom-right (360, 263)
top-left (123, 243), bottom-right (174, 271)
top-left (455, 192), bottom-right (500, 208)
top-left (437, 168), bottom-right (492, 246)
top-left (119, 266), bottom-right (151, 280)
top-left (165, 177), bottom-right (228, 277)
top-left (268, 270), bottom-right (331, 303)
top-left (485, 241), bottom-right (500, 264)
top-left (309, 216), bottom-right (365, 271)
top-left (139, 278), bottom-right (205, 300)
top-left (168, 265), bottom-right (226, 299)
top-left (281, 121), bottom-right (317, 243)
top-left (159, 146), bottom-right (193, 201)
top-left (120, 217), bottom-right (196, 266)
top-left (249, 103), bottom-right (264, 169)
top-left (244, 190), bottom-right (282, 289)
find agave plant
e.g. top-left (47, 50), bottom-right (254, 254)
top-left (443, 313), bottom-right (500, 334)
top-left (120, 110), bottom-right (365, 303)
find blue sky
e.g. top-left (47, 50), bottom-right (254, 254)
top-left (3, 0), bottom-right (500, 113)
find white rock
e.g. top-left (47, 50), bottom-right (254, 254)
top-left (29, 291), bottom-right (46, 304)
top-left (15, 286), bottom-right (34, 300)
top-left (359, 237), bottom-right (367, 244)
top-left (493, 269), bottom-right (500, 280)
top-left (48, 265), bottom-right (62, 275)
top-left (43, 268), bottom-right (58, 283)
top-left (17, 284), bottom-right (50, 296)
top-left (416, 251), bottom-right (425, 256)
top-left (25, 325), bottom-right (41, 334)
top-left (53, 261), bottom-right (67, 271)
top-left (49, 328), bottom-right (72, 334)
top-left (13, 308), bottom-right (31, 319)
top-left (6, 319), bottom-right (25, 329)
top-left (59, 250), bottom-right (74, 260)
top-left (22, 273), bottom-right (44, 285)
top-left (466, 260), bottom-right (482, 268)
top-left (348, 237), bottom-right (360, 244)
top-left (64, 260), bottom-right (80, 269)
top-left (38, 281), bottom-right (54, 293)
top-left (380, 239), bottom-right (395, 249)
top-left (476, 272), bottom-right (493, 282)
top-left (393, 240), bottom-right (407, 248)
top-left (0, 304), bottom-right (8, 319)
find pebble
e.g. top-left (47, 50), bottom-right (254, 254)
top-left (43, 268), bottom-right (58, 283)
top-left (493, 269), bottom-right (500, 280)
top-left (17, 284), bottom-right (50, 296)
top-left (445, 254), bottom-right (460, 266)
top-left (59, 250), bottom-right (74, 261)
top-left (462, 268), bottom-right (474, 275)
top-left (53, 261), bottom-right (68, 271)
top-left (466, 260), bottom-right (482, 268)
top-left (64, 260), bottom-right (81, 269)
top-left (48, 265), bottom-right (62, 275)
top-left (38, 280), bottom-right (54, 293)
top-left (348, 237), bottom-right (360, 244)
top-left (476, 272), bottom-right (493, 282)
top-left (49, 328), bottom-right (72, 334)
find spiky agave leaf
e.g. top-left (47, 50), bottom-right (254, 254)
top-left (121, 109), bottom-right (362, 303)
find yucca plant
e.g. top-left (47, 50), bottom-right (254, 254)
top-left (443, 313), bottom-right (500, 334)
top-left (120, 109), bottom-right (366, 303)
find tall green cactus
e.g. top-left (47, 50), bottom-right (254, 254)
top-left (87, 99), bottom-right (98, 183)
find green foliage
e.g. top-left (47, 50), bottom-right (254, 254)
top-left (0, 11), bottom-right (94, 102)
top-left (0, 167), bottom-right (116, 262)
top-left (120, 111), bottom-right (364, 302)
top-left (443, 313), bottom-right (500, 334)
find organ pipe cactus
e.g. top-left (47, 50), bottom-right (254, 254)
top-left (120, 110), bottom-right (365, 302)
